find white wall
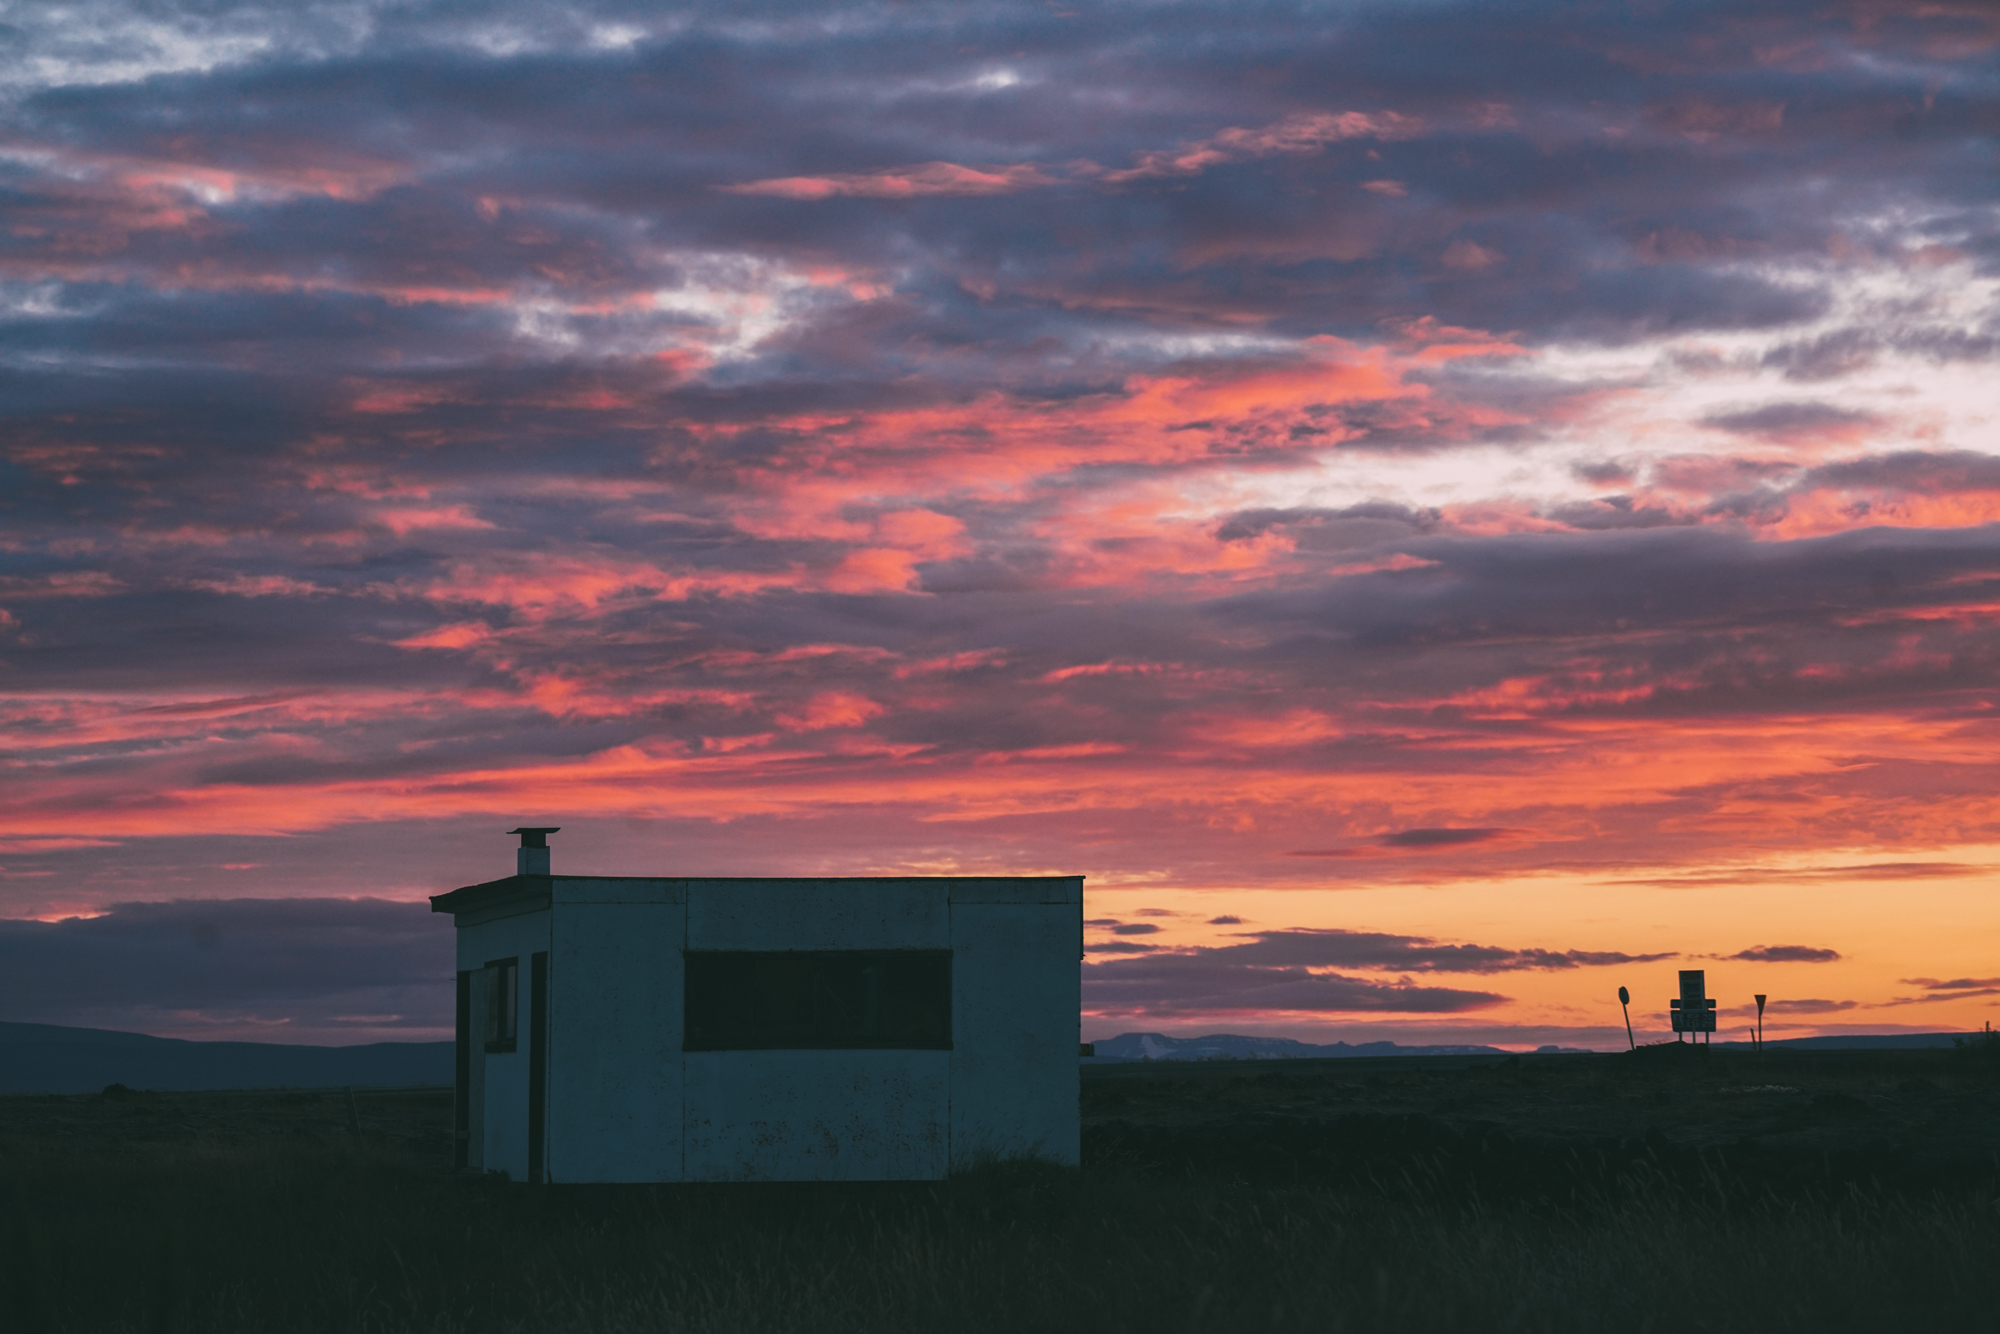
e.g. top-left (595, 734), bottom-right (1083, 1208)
top-left (680, 879), bottom-right (950, 1179)
top-left (686, 878), bottom-right (950, 949)
top-left (949, 879), bottom-right (1083, 1167)
top-left (547, 881), bottom-right (685, 1183)
top-left (448, 875), bottom-right (1080, 1182)
top-left (456, 909), bottom-right (549, 1182)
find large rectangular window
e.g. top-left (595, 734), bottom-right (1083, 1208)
top-left (684, 950), bottom-right (952, 1051)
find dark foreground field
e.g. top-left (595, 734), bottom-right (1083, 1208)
top-left (4, 1046), bottom-right (1998, 1333)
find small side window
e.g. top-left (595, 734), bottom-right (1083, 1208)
top-left (483, 957), bottom-right (518, 1053)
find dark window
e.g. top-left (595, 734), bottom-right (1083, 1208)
top-left (483, 956), bottom-right (518, 1053)
top-left (684, 950), bottom-right (952, 1051)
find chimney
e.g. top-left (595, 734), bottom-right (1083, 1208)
top-left (509, 826), bottom-right (560, 876)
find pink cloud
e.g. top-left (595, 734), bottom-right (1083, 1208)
top-left (725, 110), bottom-right (1423, 201)
top-left (1096, 110), bottom-right (1424, 183)
top-left (1441, 240), bottom-right (1502, 270)
top-left (723, 162), bottom-right (1060, 199)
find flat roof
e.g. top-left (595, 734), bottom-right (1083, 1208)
top-left (429, 873), bottom-right (1083, 916)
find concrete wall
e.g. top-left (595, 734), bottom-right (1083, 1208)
top-left (455, 908), bottom-right (550, 1182)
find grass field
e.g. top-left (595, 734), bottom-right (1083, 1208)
top-left (3, 1045), bottom-right (1997, 1333)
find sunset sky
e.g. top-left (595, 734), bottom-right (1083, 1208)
top-left (3, 0), bottom-right (1998, 1051)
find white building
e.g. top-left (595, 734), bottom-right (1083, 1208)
top-left (430, 829), bottom-right (1084, 1182)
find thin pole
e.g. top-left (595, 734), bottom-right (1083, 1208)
top-left (1618, 986), bottom-right (1634, 1050)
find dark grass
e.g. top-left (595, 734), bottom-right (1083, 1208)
top-left (5, 1134), bottom-right (1998, 1331)
top-left (6, 1049), bottom-right (2000, 1333)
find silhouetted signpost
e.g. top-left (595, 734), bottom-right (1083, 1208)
top-left (1618, 986), bottom-right (1634, 1050)
top-left (1668, 969), bottom-right (1716, 1044)
top-left (1754, 993), bottom-right (1767, 1056)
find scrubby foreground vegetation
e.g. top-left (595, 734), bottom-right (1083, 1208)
top-left (5, 1137), bottom-right (1996, 1334)
top-left (3, 1054), bottom-right (1997, 1333)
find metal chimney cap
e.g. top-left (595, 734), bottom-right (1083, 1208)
top-left (507, 826), bottom-right (561, 848)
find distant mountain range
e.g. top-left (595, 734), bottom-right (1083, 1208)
top-left (0, 1021), bottom-right (452, 1095)
top-left (1724, 1032), bottom-right (1966, 1051)
top-left (1088, 1033), bottom-right (1512, 1061)
top-left (1087, 1031), bottom-right (1971, 1061)
top-left (1, 1022), bottom-right (1974, 1094)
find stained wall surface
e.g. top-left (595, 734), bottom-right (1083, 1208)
top-left (684, 1049), bottom-right (950, 1179)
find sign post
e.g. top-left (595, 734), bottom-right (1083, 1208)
top-left (1618, 985), bottom-right (1634, 1050)
top-left (1669, 970), bottom-right (1717, 1044)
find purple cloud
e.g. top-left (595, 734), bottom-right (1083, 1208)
top-left (1762, 999), bottom-right (1860, 1014)
top-left (1085, 955), bottom-right (1505, 1017)
top-left (1201, 929), bottom-right (1673, 974)
top-left (1727, 945), bottom-right (1842, 963)
top-left (0, 899), bottom-right (450, 1043)
top-left (1380, 827), bottom-right (1512, 849)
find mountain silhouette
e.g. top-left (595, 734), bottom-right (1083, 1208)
top-left (0, 1021), bottom-right (451, 1094)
